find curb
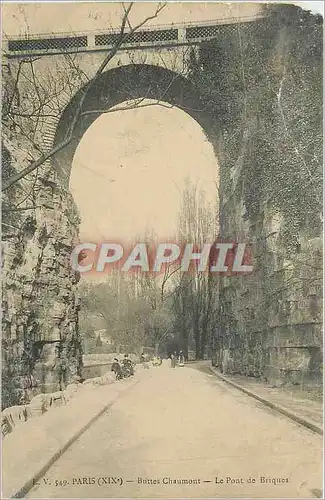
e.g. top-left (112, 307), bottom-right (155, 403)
top-left (209, 366), bottom-right (323, 436)
top-left (11, 378), bottom-right (139, 499)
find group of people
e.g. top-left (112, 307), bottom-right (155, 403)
top-left (112, 351), bottom-right (186, 377)
top-left (152, 355), bottom-right (162, 366)
top-left (140, 351), bottom-right (186, 368)
top-left (170, 350), bottom-right (185, 368)
top-left (111, 354), bottom-right (135, 380)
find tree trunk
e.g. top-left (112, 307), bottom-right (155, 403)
top-left (183, 338), bottom-right (189, 361)
top-left (195, 330), bottom-right (201, 360)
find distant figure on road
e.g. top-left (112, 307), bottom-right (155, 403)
top-left (111, 358), bottom-right (123, 380)
top-left (170, 352), bottom-right (177, 368)
top-left (178, 350), bottom-right (185, 367)
top-left (140, 352), bottom-right (145, 364)
top-left (144, 355), bottom-right (150, 369)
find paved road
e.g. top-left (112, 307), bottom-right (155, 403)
top-left (28, 362), bottom-right (322, 499)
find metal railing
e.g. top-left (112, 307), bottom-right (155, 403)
top-left (4, 15), bottom-right (265, 57)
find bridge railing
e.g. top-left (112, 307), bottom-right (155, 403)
top-left (3, 15), bottom-right (265, 58)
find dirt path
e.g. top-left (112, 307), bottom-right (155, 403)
top-left (28, 362), bottom-right (322, 498)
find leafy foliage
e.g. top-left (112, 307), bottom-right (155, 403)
top-left (78, 270), bottom-right (174, 352)
top-left (188, 5), bottom-right (323, 251)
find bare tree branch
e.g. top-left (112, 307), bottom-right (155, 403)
top-left (2, 2), bottom-right (166, 191)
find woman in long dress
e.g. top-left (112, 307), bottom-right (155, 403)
top-left (178, 350), bottom-right (185, 367)
top-left (170, 352), bottom-right (176, 368)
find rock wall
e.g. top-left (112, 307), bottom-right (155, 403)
top-left (217, 211), bottom-right (322, 389)
top-left (2, 129), bottom-right (83, 409)
top-left (189, 5), bottom-right (323, 389)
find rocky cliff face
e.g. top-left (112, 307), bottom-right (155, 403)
top-left (189, 5), bottom-right (323, 390)
top-left (218, 206), bottom-right (322, 390)
top-left (2, 132), bottom-right (83, 409)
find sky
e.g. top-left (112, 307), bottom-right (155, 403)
top-left (2, 3), bottom-right (263, 35)
top-left (294, 2), bottom-right (324, 14)
top-left (70, 101), bottom-right (218, 244)
top-left (2, 1), bottom-right (322, 37)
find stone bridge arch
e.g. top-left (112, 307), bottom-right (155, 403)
top-left (50, 64), bottom-right (217, 187)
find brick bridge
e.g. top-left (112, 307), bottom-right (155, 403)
top-left (3, 12), bottom-right (263, 186)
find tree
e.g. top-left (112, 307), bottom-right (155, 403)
top-left (171, 179), bottom-right (219, 359)
top-left (78, 238), bottom-right (179, 355)
top-left (2, 3), bottom-right (168, 194)
top-left (139, 265), bottom-right (177, 355)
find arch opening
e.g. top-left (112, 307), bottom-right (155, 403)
top-left (70, 97), bottom-right (218, 246)
top-left (53, 64), bottom-right (217, 187)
